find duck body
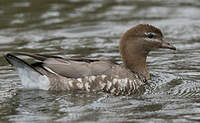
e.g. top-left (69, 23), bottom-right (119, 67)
top-left (5, 24), bottom-right (176, 95)
top-left (6, 53), bottom-right (145, 95)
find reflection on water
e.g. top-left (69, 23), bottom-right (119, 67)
top-left (0, 0), bottom-right (200, 122)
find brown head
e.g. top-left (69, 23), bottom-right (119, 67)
top-left (120, 24), bottom-right (176, 79)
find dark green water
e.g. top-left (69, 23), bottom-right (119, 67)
top-left (0, 0), bottom-right (200, 122)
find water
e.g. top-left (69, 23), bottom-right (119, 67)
top-left (0, 0), bottom-right (200, 122)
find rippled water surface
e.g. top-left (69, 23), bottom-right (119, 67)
top-left (0, 0), bottom-right (200, 122)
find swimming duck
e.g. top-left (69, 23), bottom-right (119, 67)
top-left (5, 24), bottom-right (176, 95)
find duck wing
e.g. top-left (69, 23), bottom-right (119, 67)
top-left (8, 53), bottom-right (115, 78)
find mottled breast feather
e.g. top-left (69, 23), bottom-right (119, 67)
top-left (37, 63), bottom-right (146, 95)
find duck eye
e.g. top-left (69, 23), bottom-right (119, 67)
top-left (147, 33), bottom-right (154, 39)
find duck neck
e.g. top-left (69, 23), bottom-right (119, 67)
top-left (120, 48), bottom-right (150, 80)
top-left (129, 55), bottom-right (149, 79)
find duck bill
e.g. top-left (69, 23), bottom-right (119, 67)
top-left (160, 41), bottom-right (176, 50)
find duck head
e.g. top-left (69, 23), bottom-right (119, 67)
top-left (120, 24), bottom-right (176, 79)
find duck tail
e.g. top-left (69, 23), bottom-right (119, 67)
top-left (4, 53), bottom-right (50, 90)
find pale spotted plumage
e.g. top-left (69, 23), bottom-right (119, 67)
top-left (39, 64), bottom-right (146, 95)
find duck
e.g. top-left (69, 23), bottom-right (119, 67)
top-left (5, 24), bottom-right (176, 95)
